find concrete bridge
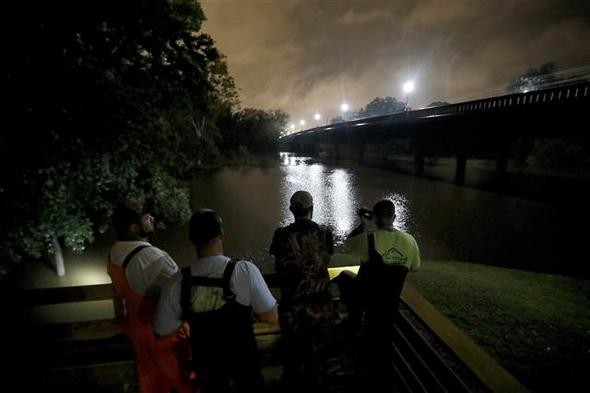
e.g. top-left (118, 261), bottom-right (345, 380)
top-left (283, 81), bottom-right (590, 186)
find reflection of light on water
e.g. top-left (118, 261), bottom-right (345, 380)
top-left (329, 169), bottom-right (355, 242)
top-left (381, 192), bottom-right (410, 232)
top-left (280, 157), bottom-right (357, 244)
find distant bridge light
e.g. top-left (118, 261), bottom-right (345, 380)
top-left (299, 119), bottom-right (306, 127)
top-left (403, 80), bottom-right (415, 94)
top-left (289, 123), bottom-right (296, 131)
top-left (340, 103), bottom-right (350, 112)
top-left (314, 112), bottom-right (322, 121)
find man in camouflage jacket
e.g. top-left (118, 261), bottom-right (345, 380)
top-left (270, 190), bottom-right (335, 391)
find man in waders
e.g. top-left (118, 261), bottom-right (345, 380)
top-left (269, 190), bottom-right (336, 391)
top-left (154, 209), bottom-right (278, 393)
top-left (108, 203), bottom-right (192, 393)
top-left (335, 199), bottom-right (420, 391)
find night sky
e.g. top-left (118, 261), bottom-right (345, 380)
top-left (201, 0), bottom-right (590, 122)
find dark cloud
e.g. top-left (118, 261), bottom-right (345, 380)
top-left (201, 0), bottom-right (590, 122)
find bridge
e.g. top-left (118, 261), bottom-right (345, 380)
top-left (283, 81), bottom-right (590, 186)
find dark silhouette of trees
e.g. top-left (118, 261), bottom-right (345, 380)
top-left (507, 62), bottom-right (558, 93)
top-left (0, 1), bottom-right (286, 276)
top-left (358, 97), bottom-right (407, 118)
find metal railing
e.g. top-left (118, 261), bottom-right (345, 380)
top-left (17, 268), bottom-right (527, 392)
top-left (287, 80), bottom-right (590, 138)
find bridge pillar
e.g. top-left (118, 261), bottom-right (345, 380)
top-left (496, 155), bottom-right (508, 189)
top-left (455, 155), bottom-right (467, 185)
top-left (358, 143), bottom-right (365, 163)
top-left (414, 154), bottom-right (425, 177)
top-left (495, 140), bottom-right (509, 190)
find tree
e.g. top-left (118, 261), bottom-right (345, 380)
top-left (358, 97), bottom-right (407, 118)
top-left (427, 101), bottom-right (451, 107)
top-left (507, 62), bottom-right (558, 93)
top-left (219, 109), bottom-right (288, 154)
top-left (0, 1), bottom-right (235, 276)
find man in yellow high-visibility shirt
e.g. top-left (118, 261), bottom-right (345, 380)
top-left (335, 199), bottom-right (420, 391)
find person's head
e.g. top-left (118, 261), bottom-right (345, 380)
top-left (189, 209), bottom-right (224, 256)
top-left (112, 202), bottom-right (155, 240)
top-left (289, 190), bottom-right (313, 219)
top-left (373, 199), bottom-right (396, 229)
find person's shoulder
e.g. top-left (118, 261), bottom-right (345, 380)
top-left (272, 226), bottom-right (290, 239)
top-left (233, 260), bottom-right (261, 276)
top-left (231, 260), bottom-right (266, 292)
top-left (316, 222), bottom-right (332, 234)
top-left (397, 230), bottom-right (418, 244)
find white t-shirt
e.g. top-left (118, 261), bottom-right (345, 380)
top-left (154, 255), bottom-right (277, 336)
top-left (109, 240), bottom-right (179, 298)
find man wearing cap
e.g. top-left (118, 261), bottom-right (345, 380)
top-left (108, 203), bottom-right (192, 393)
top-left (269, 190), bottom-right (336, 391)
top-left (154, 209), bottom-right (278, 393)
top-left (337, 199), bottom-right (420, 390)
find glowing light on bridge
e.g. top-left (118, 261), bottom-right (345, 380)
top-left (340, 103), bottom-right (350, 112)
top-left (299, 119), bottom-right (306, 127)
top-left (289, 123), bottom-right (296, 131)
top-left (403, 80), bottom-right (415, 94)
top-left (314, 112), bottom-right (322, 121)
top-left (403, 80), bottom-right (416, 109)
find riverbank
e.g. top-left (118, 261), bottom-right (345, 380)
top-left (408, 259), bottom-right (590, 392)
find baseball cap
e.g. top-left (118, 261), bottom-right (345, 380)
top-left (290, 190), bottom-right (313, 210)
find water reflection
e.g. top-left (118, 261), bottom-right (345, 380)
top-left (383, 192), bottom-right (410, 231)
top-left (329, 169), bottom-right (355, 240)
top-left (279, 153), bottom-right (409, 245)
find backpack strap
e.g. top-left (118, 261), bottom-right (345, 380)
top-left (367, 232), bottom-right (384, 266)
top-left (122, 244), bottom-right (151, 269)
top-left (222, 259), bottom-right (237, 302)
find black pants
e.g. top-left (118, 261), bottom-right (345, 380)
top-left (335, 270), bottom-right (400, 392)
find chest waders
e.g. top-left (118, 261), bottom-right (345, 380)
top-left (358, 233), bottom-right (409, 329)
top-left (180, 260), bottom-right (264, 393)
top-left (108, 245), bottom-right (192, 393)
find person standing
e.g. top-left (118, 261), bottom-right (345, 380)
top-left (108, 202), bottom-right (191, 393)
top-left (154, 209), bottom-right (278, 393)
top-left (270, 191), bottom-right (336, 391)
top-left (336, 199), bottom-right (420, 391)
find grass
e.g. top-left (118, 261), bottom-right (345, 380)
top-left (407, 260), bottom-right (590, 392)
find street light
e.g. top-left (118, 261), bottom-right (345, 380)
top-left (299, 119), bottom-right (306, 129)
top-left (403, 80), bottom-right (415, 110)
top-left (289, 123), bottom-right (295, 133)
top-left (340, 103), bottom-right (350, 121)
top-left (313, 112), bottom-right (322, 126)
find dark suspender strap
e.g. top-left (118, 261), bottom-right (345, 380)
top-left (367, 232), bottom-right (385, 267)
top-left (122, 244), bottom-right (151, 269)
top-left (180, 267), bottom-right (192, 319)
top-left (222, 259), bottom-right (237, 301)
top-left (188, 277), bottom-right (225, 287)
top-left (367, 233), bottom-right (376, 261)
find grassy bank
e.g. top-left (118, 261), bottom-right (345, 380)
top-left (408, 260), bottom-right (590, 392)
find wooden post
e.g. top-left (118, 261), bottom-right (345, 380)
top-left (414, 154), bottom-right (425, 177)
top-left (52, 235), bottom-right (66, 277)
